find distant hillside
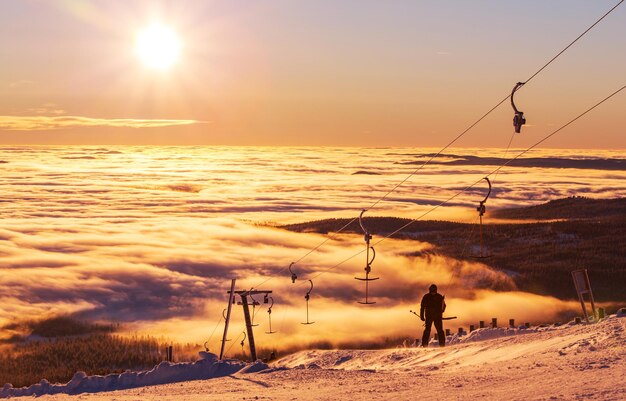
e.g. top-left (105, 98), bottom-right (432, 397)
top-left (396, 154), bottom-right (626, 171)
top-left (281, 198), bottom-right (626, 302)
top-left (492, 197), bottom-right (626, 220)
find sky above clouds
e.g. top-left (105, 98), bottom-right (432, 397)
top-left (0, 0), bottom-right (624, 147)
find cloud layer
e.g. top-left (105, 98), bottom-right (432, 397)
top-left (0, 146), bottom-right (623, 348)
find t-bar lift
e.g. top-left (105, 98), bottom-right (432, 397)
top-left (219, 279), bottom-right (272, 362)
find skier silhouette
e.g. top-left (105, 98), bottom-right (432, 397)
top-left (420, 284), bottom-right (446, 347)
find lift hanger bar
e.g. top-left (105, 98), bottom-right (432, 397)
top-left (301, 280), bottom-right (315, 325)
top-left (511, 82), bottom-right (526, 133)
top-left (355, 209), bottom-right (379, 304)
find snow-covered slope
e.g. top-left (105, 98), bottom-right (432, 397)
top-left (4, 315), bottom-right (625, 400)
top-left (277, 318), bottom-right (624, 372)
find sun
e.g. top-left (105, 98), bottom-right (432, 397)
top-left (135, 24), bottom-right (181, 71)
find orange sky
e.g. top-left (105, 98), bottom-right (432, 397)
top-left (0, 1), bottom-right (624, 147)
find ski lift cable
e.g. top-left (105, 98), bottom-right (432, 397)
top-left (460, 216), bottom-right (480, 258)
top-left (246, 1), bottom-right (623, 292)
top-left (250, 216), bottom-right (361, 290)
top-left (205, 311), bottom-right (226, 350)
top-left (440, 214), bottom-right (480, 296)
top-left (488, 85), bottom-right (625, 177)
top-left (224, 331), bottom-right (245, 356)
top-left (269, 300), bottom-right (290, 348)
top-left (381, 85), bottom-right (625, 250)
top-left (316, 0), bottom-right (624, 229)
top-left (304, 84), bottom-right (625, 282)
top-left (255, 84), bottom-right (507, 289)
top-left (522, 0), bottom-right (623, 86)
top-left (491, 131), bottom-right (516, 186)
top-left (293, 217), bottom-right (361, 265)
top-left (509, 0), bottom-right (623, 134)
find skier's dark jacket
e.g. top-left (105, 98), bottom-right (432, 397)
top-left (420, 293), bottom-right (446, 319)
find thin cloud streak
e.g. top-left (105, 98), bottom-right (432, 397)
top-left (8, 80), bottom-right (35, 88)
top-left (0, 116), bottom-right (206, 131)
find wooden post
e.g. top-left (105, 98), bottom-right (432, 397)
top-left (479, 320), bottom-right (485, 328)
top-left (220, 279), bottom-right (236, 360)
top-left (575, 317), bottom-right (582, 324)
top-left (240, 293), bottom-right (257, 361)
top-left (165, 345), bottom-right (173, 362)
top-left (445, 329), bottom-right (451, 336)
top-left (597, 307), bottom-right (605, 319)
top-left (470, 324), bottom-right (475, 332)
top-left (509, 319), bottom-right (515, 328)
top-left (458, 327), bottom-right (463, 335)
top-left (491, 318), bottom-right (497, 328)
top-left (525, 322), bottom-right (530, 328)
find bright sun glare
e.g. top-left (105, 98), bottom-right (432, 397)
top-left (135, 24), bottom-right (181, 71)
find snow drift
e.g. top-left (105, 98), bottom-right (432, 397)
top-left (0, 352), bottom-right (267, 398)
top-left (276, 315), bottom-right (625, 371)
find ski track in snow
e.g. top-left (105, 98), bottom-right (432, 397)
top-left (3, 315), bottom-right (625, 400)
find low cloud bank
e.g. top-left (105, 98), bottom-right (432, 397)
top-left (0, 146), bottom-right (619, 348)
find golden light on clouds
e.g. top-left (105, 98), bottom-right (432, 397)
top-left (0, 146), bottom-right (623, 346)
top-left (135, 24), bottom-right (182, 71)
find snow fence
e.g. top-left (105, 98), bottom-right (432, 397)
top-left (0, 352), bottom-right (268, 398)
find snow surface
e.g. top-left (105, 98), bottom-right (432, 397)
top-left (0, 352), bottom-right (267, 398)
top-left (3, 315), bottom-right (625, 400)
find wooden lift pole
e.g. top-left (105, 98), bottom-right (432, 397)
top-left (225, 289), bottom-right (273, 362)
top-left (240, 292), bottom-right (257, 361)
top-left (219, 279), bottom-right (236, 360)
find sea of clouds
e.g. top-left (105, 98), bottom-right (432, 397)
top-left (0, 146), bottom-right (624, 349)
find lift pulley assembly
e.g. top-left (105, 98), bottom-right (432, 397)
top-left (511, 82), bottom-right (526, 133)
top-left (289, 262), bottom-right (297, 283)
